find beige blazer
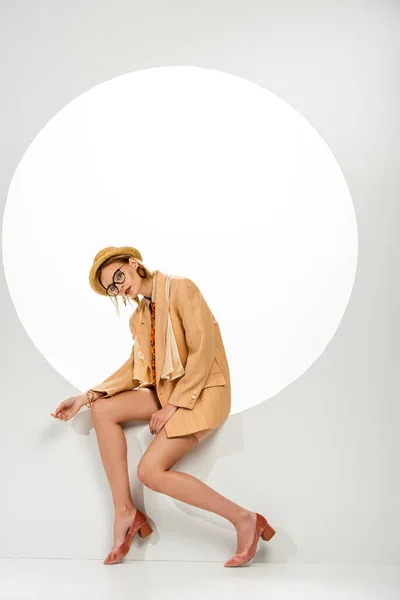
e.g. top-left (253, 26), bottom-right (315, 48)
top-left (90, 270), bottom-right (231, 438)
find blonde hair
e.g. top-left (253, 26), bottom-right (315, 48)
top-left (95, 254), bottom-right (154, 317)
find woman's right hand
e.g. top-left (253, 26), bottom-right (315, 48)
top-left (50, 393), bottom-right (87, 422)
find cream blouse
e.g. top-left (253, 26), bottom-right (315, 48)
top-left (131, 272), bottom-right (185, 390)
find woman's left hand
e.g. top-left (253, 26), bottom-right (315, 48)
top-left (149, 404), bottom-right (178, 435)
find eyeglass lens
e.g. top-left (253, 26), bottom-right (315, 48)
top-left (108, 270), bottom-right (125, 296)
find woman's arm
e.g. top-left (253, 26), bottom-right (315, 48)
top-left (167, 277), bottom-right (216, 410)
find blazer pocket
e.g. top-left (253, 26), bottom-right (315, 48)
top-left (203, 371), bottom-right (226, 389)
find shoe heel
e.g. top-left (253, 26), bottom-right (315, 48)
top-left (138, 521), bottom-right (153, 539)
top-left (261, 523), bottom-right (276, 541)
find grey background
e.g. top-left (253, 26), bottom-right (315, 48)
top-left (0, 0), bottom-right (398, 563)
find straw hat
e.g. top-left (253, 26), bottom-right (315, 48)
top-left (89, 246), bottom-right (143, 296)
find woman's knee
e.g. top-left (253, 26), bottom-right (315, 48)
top-left (91, 388), bottom-right (160, 424)
top-left (90, 396), bottom-right (113, 418)
top-left (137, 459), bottom-right (163, 491)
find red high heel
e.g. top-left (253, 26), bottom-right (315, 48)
top-left (224, 513), bottom-right (275, 567)
top-left (103, 508), bottom-right (153, 565)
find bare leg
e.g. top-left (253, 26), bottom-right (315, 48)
top-left (137, 428), bottom-right (258, 554)
top-left (91, 388), bottom-right (160, 548)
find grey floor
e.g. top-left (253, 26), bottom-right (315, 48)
top-left (1, 560), bottom-right (399, 599)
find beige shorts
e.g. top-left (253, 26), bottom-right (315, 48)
top-left (194, 428), bottom-right (214, 442)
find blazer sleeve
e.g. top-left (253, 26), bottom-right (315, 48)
top-left (89, 347), bottom-right (135, 399)
top-left (89, 313), bottom-right (137, 399)
top-left (167, 277), bottom-right (216, 410)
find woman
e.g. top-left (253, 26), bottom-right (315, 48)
top-left (50, 246), bottom-right (275, 566)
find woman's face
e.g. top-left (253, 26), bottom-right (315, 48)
top-left (99, 257), bottom-right (139, 298)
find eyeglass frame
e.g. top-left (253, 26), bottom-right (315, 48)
top-left (100, 262), bottom-right (127, 296)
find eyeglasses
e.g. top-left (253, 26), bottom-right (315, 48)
top-left (102, 263), bottom-right (127, 296)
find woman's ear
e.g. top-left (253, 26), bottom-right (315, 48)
top-left (129, 257), bottom-right (138, 269)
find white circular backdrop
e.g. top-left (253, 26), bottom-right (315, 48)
top-left (2, 65), bottom-right (358, 415)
